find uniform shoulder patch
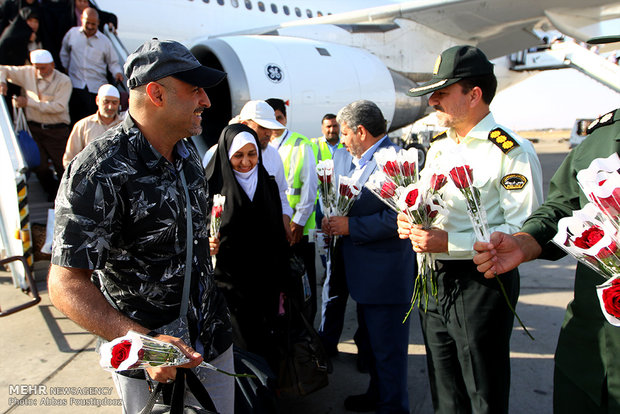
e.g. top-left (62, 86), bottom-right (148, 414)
top-left (431, 131), bottom-right (447, 143)
top-left (501, 173), bottom-right (528, 190)
top-left (488, 127), bottom-right (519, 154)
top-left (587, 109), bottom-right (618, 134)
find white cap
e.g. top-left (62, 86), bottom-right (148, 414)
top-left (97, 84), bottom-right (120, 99)
top-left (239, 100), bottom-right (285, 130)
top-left (30, 49), bottom-right (53, 64)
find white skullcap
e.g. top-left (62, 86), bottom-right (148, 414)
top-left (30, 49), bottom-right (53, 64)
top-left (97, 84), bottom-right (120, 99)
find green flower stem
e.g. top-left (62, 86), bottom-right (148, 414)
top-left (199, 362), bottom-right (257, 379)
top-left (495, 273), bottom-right (535, 341)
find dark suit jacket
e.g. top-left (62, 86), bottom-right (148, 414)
top-left (333, 137), bottom-right (415, 305)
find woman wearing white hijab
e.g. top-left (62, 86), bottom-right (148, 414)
top-left (206, 123), bottom-right (290, 370)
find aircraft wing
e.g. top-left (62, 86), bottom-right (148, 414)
top-left (213, 0), bottom-right (619, 59)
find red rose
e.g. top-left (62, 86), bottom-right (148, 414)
top-left (405, 189), bottom-right (419, 208)
top-left (602, 278), bottom-right (620, 318)
top-left (597, 187), bottom-right (620, 216)
top-left (401, 161), bottom-right (414, 177)
top-left (212, 205), bottom-right (223, 219)
top-left (318, 173), bottom-right (332, 184)
top-left (425, 204), bottom-right (438, 219)
top-left (111, 340), bottom-right (132, 369)
top-left (383, 161), bottom-right (400, 177)
top-left (574, 226), bottom-right (604, 249)
top-left (597, 240), bottom-right (617, 260)
top-left (430, 174), bottom-right (448, 191)
top-left (449, 165), bottom-right (474, 189)
top-left (380, 181), bottom-right (397, 198)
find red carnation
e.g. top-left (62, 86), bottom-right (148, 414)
top-left (383, 161), bottom-right (400, 177)
top-left (430, 174), bottom-right (448, 191)
top-left (380, 181), bottom-right (397, 198)
top-left (449, 165), bottom-right (474, 189)
top-left (603, 278), bottom-right (620, 319)
top-left (405, 189), bottom-right (419, 208)
top-left (574, 226), bottom-right (604, 249)
top-left (111, 340), bottom-right (132, 369)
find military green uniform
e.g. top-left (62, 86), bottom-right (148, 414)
top-left (521, 109), bottom-right (620, 413)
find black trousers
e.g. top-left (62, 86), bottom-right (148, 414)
top-left (292, 235), bottom-right (317, 323)
top-left (419, 260), bottom-right (519, 414)
top-left (69, 87), bottom-right (97, 125)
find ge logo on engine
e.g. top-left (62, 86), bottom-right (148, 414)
top-left (265, 64), bottom-right (284, 83)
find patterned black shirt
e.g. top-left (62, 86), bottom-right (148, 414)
top-left (52, 116), bottom-right (232, 360)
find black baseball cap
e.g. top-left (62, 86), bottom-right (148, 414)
top-left (407, 45), bottom-right (494, 97)
top-left (124, 39), bottom-right (226, 89)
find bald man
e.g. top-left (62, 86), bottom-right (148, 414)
top-left (60, 7), bottom-right (122, 124)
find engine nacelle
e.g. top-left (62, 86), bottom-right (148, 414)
top-left (190, 35), bottom-right (425, 146)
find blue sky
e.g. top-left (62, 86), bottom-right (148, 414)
top-left (491, 68), bottom-right (620, 130)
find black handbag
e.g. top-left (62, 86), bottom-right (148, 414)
top-left (139, 368), bottom-right (218, 414)
top-left (277, 299), bottom-right (330, 397)
top-left (233, 346), bottom-right (279, 414)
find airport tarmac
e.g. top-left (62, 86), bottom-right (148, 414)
top-left (1, 134), bottom-right (577, 414)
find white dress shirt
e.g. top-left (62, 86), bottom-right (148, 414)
top-left (425, 112), bottom-right (544, 260)
top-left (60, 27), bottom-right (122, 92)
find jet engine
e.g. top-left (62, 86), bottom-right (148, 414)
top-left (190, 35), bottom-right (426, 147)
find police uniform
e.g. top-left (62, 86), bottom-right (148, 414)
top-left (421, 113), bottom-right (543, 414)
top-left (521, 108), bottom-right (620, 413)
top-left (407, 45), bottom-right (543, 414)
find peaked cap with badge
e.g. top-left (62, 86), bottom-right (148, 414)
top-left (407, 45), bottom-right (494, 97)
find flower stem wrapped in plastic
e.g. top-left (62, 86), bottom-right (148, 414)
top-left (448, 163), bottom-right (534, 340)
top-left (99, 331), bottom-right (254, 378)
top-left (316, 159), bottom-right (337, 218)
top-left (209, 194), bottom-right (226, 237)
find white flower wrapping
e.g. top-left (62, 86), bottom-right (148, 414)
top-left (596, 275), bottom-right (620, 327)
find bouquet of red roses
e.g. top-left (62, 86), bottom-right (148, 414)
top-left (316, 159), bottom-right (337, 217)
top-left (373, 146), bottom-right (418, 188)
top-left (99, 331), bottom-right (252, 377)
top-left (554, 154), bottom-right (620, 325)
top-left (366, 168), bottom-right (448, 317)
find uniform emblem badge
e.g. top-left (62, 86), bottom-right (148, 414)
top-left (501, 174), bottom-right (527, 190)
top-left (433, 55), bottom-right (441, 75)
top-left (265, 64), bottom-right (284, 83)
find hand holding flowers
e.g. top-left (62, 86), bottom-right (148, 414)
top-left (99, 331), bottom-right (254, 380)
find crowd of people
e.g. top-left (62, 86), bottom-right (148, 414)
top-left (0, 0), bottom-right (120, 200)
top-left (3, 14), bottom-right (611, 414)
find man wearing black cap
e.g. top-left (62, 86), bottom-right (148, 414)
top-left (473, 35), bottom-right (620, 414)
top-left (47, 39), bottom-right (234, 413)
top-left (398, 45), bottom-right (543, 414)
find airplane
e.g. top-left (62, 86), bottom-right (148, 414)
top-left (95, 0), bottom-right (619, 147)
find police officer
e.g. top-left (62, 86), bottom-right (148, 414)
top-left (473, 34), bottom-right (620, 414)
top-left (398, 45), bottom-right (544, 414)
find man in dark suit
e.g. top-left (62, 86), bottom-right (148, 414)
top-left (322, 100), bottom-right (415, 413)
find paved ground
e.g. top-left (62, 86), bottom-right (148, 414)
top-left (0, 136), bottom-right (577, 413)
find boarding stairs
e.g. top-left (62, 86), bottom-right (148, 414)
top-left (0, 97), bottom-right (41, 316)
top-left (509, 41), bottom-right (620, 93)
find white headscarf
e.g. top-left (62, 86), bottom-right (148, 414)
top-left (228, 131), bottom-right (259, 200)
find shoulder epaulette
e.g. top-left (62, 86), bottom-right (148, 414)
top-left (488, 127), bottom-right (519, 154)
top-left (587, 109), bottom-right (618, 134)
top-left (430, 131), bottom-right (447, 143)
